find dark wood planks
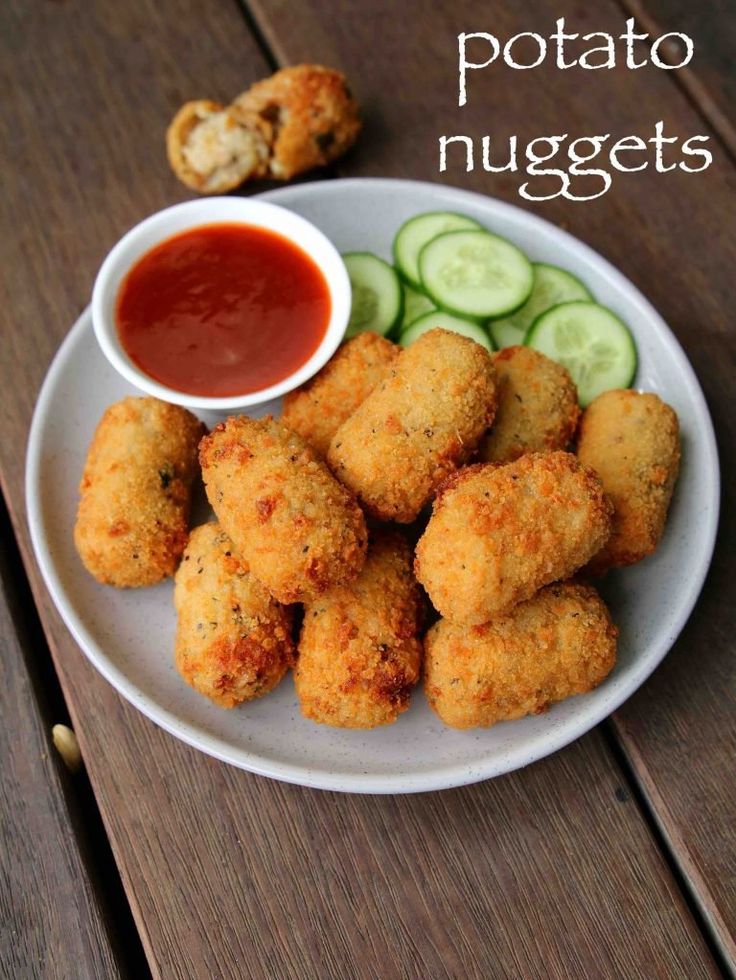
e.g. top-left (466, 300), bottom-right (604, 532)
top-left (2, 639), bottom-right (723, 979)
top-left (0, 517), bottom-right (124, 978)
top-left (0, 0), bottom-right (729, 977)
top-left (0, 0), bottom-right (272, 514)
top-left (249, 0), bottom-right (736, 965)
top-left (619, 0), bottom-right (736, 159)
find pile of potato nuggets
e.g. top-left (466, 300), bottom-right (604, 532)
top-left (75, 328), bottom-right (681, 730)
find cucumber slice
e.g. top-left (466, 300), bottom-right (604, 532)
top-left (399, 311), bottom-right (493, 351)
top-left (393, 211), bottom-right (482, 289)
top-left (525, 301), bottom-right (637, 407)
top-left (489, 263), bottom-right (592, 349)
top-left (419, 230), bottom-right (533, 320)
top-left (343, 252), bottom-right (403, 338)
top-left (400, 282), bottom-right (436, 330)
top-left (489, 318), bottom-right (530, 351)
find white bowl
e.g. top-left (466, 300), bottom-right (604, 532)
top-left (91, 197), bottom-right (351, 411)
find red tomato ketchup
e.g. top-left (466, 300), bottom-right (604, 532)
top-left (116, 223), bottom-right (331, 397)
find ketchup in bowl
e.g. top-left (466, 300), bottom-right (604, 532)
top-left (116, 223), bottom-right (331, 397)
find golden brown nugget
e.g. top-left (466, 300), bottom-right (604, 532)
top-left (424, 582), bottom-right (617, 729)
top-left (199, 416), bottom-right (367, 604)
top-left (295, 532), bottom-right (423, 728)
top-left (415, 452), bottom-right (612, 624)
top-left (74, 397), bottom-right (204, 588)
top-left (166, 99), bottom-right (269, 194)
top-left (233, 64), bottom-right (361, 180)
top-left (281, 333), bottom-right (399, 456)
top-left (480, 345), bottom-right (580, 463)
top-left (327, 328), bottom-right (497, 523)
top-left (174, 523), bottom-right (294, 708)
top-left (577, 389), bottom-right (680, 575)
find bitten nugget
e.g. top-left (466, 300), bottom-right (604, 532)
top-left (282, 333), bottom-right (399, 456)
top-left (74, 397), bottom-right (204, 588)
top-left (577, 389), bottom-right (680, 574)
top-left (327, 328), bottom-right (497, 523)
top-left (480, 346), bottom-right (580, 463)
top-left (415, 452), bottom-right (612, 624)
top-left (199, 416), bottom-right (367, 603)
top-left (424, 582), bottom-right (617, 729)
top-left (295, 532), bottom-right (423, 728)
top-left (174, 523), bottom-right (294, 708)
top-left (233, 64), bottom-right (361, 180)
top-left (166, 99), bottom-right (269, 194)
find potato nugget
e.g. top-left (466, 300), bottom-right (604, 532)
top-left (74, 397), bottom-right (204, 588)
top-left (166, 100), bottom-right (269, 194)
top-left (327, 328), bottom-right (497, 523)
top-left (281, 333), bottom-right (399, 456)
top-left (295, 532), bottom-right (423, 728)
top-left (233, 64), bottom-right (361, 180)
top-left (174, 523), bottom-right (294, 708)
top-left (480, 346), bottom-right (580, 463)
top-left (199, 416), bottom-right (367, 603)
top-left (424, 582), bottom-right (617, 729)
top-left (577, 389), bottom-right (680, 575)
top-left (415, 452), bottom-right (612, 624)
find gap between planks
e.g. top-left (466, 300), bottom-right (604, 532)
top-left (233, 0), bottom-right (732, 971)
top-left (614, 0), bottom-right (736, 164)
top-left (603, 721), bottom-right (734, 977)
top-left (0, 493), bottom-right (153, 980)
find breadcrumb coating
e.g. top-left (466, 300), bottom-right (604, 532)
top-left (166, 100), bottom-right (269, 193)
top-left (576, 389), bottom-right (680, 575)
top-left (233, 64), bottom-right (361, 180)
top-left (174, 523), bottom-right (294, 708)
top-left (199, 416), bottom-right (367, 604)
top-left (424, 582), bottom-right (617, 729)
top-left (415, 452), bottom-right (612, 624)
top-left (74, 397), bottom-right (204, 588)
top-left (295, 532), bottom-right (423, 728)
top-left (480, 345), bottom-right (580, 463)
top-left (327, 328), bottom-right (497, 523)
top-left (282, 332), bottom-right (399, 456)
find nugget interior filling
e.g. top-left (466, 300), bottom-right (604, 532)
top-left (182, 111), bottom-right (268, 191)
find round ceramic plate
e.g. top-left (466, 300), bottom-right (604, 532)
top-left (26, 178), bottom-right (719, 794)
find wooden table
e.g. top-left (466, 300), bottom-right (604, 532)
top-left (2, 1), bottom-right (734, 976)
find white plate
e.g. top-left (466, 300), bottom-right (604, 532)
top-left (26, 178), bottom-right (719, 794)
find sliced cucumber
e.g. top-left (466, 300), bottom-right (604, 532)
top-left (393, 211), bottom-right (482, 289)
top-left (400, 282), bottom-right (436, 330)
top-left (419, 230), bottom-right (533, 320)
top-left (399, 311), bottom-right (493, 351)
top-left (525, 301), bottom-right (637, 407)
top-left (489, 263), bottom-right (592, 349)
top-left (343, 252), bottom-right (403, 338)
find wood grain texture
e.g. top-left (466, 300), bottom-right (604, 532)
top-left (5, 670), bottom-right (724, 980)
top-left (0, 0), bottom-right (730, 976)
top-left (0, 524), bottom-right (124, 978)
top-left (249, 0), bottom-right (736, 966)
top-left (619, 0), bottom-right (736, 159)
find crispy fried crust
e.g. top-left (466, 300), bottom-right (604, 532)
top-left (327, 328), bottom-right (497, 523)
top-left (199, 416), bottom-right (367, 603)
top-left (174, 523), bottom-right (294, 708)
top-left (424, 582), bottom-right (617, 729)
top-left (576, 389), bottom-right (680, 575)
top-left (295, 531), bottom-right (423, 728)
top-left (166, 99), bottom-right (269, 193)
top-left (233, 64), bottom-right (361, 180)
top-left (281, 333), bottom-right (399, 456)
top-left (480, 346), bottom-right (580, 463)
top-left (74, 397), bottom-right (204, 588)
top-left (415, 452), bottom-right (613, 624)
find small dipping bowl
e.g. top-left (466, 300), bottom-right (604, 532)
top-left (91, 197), bottom-right (351, 412)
